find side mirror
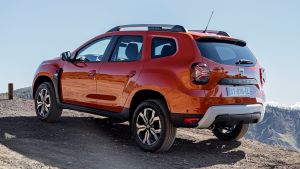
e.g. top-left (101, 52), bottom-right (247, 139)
top-left (61, 51), bottom-right (71, 61)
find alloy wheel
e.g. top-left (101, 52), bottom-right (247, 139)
top-left (36, 88), bottom-right (51, 118)
top-left (136, 108), bottom-right (162, 146)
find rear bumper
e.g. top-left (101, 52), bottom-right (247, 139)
top-left (170, 104), bottom-right (265, 128)
top-left (197, 104), bottom-right (265, 128)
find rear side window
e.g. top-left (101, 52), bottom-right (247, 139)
top-left (110, 36), bottom-right (143, 62)
top-left (197, 39), bottom-right (257, 66)
top-left (152, 37), bottom-right (176, 58)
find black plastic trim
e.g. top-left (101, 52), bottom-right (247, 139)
top-left (53, 68), bottom-right (62, 103)
top-left (59, 103), bottom-right (130, 120)
top-left (214, 112), bottom-right (261, 125)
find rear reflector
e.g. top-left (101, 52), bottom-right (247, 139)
top-left (183, 117), bottom-right (201, 124)
top-left (260, 67), bottom-right (266, 86)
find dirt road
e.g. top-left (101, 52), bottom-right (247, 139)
top-left (0, 98), bottom-right (299, 169)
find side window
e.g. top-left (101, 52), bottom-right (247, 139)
top-left (110, 36), bottom-right (143, 62)
top-left (152, 37), bottom-right (177, 59)
top-left (76, 37), bottom-right (112, 62)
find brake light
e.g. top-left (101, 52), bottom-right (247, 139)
top-left (191, 63), bottom-right (210, 84)
top-left (260, 67), bottom-right (266, 86)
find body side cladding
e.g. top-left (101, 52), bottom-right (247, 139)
top-left (59, 103), bottom-right (129, 120)
top-left (53, 68), bottom-right (62, 103)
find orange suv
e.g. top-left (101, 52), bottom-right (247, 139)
top-left (33, 24), bottom-right (266, 152)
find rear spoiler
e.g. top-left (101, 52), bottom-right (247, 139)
top-left (190, 30), bottom-right (230, 37)
top-left (196, 37), bottom-right (247, 46)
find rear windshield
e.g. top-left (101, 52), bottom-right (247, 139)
top-left (197, 39), bottom-right (257, 66)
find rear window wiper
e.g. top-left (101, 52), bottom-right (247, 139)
top-left (235, 59), bottom-right (253, 65)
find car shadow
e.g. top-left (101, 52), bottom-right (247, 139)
top-left (0, 116), bottom-right (245, 169)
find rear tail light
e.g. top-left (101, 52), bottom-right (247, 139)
top-left (191, 63), bottom-right (210, 84)
top-left (260, 67), bottom-right (266, 86)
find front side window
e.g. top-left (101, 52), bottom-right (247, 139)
top-left (76, 37), bottom-right (112, 62)
top-left (151, 37), bottom-right (177, 59)
top-left (110, 36), bottom-right (143, 62)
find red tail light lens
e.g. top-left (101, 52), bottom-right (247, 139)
top-left (183, 117), bottom-right (201, 124)
top-left (260, 67), bottom-right (266, 86)
top-left (191, 63), bottom-right (210, 85)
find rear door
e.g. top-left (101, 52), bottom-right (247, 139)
top-left (96, 35), bottom-right (145, 112)
top-left (61, 37), bottom-right (112, 108)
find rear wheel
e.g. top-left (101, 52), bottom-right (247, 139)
top-left (212, 123), bottom-right (249, 141)
top-left (34, 82), bottom-right (62, 122)
top-left (132, 99), bottom-right (177, 152)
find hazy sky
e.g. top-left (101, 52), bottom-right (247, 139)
top-left (0, 0), bottom-right (299, 104)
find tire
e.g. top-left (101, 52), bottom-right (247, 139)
top-left (34, 82), bottom-right (62, 122)
top-left (131, 99), bottom-right (177, 152)
top-left (212, 123), bottom-right (249, 141)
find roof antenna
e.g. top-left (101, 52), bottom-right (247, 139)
top-left (203, 10), bottom-right (214, 33)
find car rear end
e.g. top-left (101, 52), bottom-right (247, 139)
top-left (189, 32), bottom-right (266, 129)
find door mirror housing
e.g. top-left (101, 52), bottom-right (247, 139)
top-left (61, 51), bottom-right (71, 61)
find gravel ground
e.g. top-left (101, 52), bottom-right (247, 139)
top-left (0, 98), bottom-right (299, 169)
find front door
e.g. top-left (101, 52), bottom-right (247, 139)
top-left (61, 37), bottom-right (112, 108)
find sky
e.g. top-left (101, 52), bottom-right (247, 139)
top-left (0, 0), bottom-right (299, 105)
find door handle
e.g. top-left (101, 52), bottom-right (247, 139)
top-left (127, 70), bottom-right (136, 78)
top-left (88, 70), bottom-right (96, 78)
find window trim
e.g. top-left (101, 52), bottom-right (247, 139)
top-left (151, 36), bottom-right (178, 59)
top-left (74, 36), bottom-right (113, 63)
top-left (108, 35), bottom-right (144, 62)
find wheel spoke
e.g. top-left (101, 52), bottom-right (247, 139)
top-left (139, 112), bottom-right (148, 124)
top-left (150, 128), bottom-right (159, 141)
top-left (136, 124), bottom-right (147, 134)
top-left (146, 130), bottom-right (151, 145)
top-left (219, 125), bottom-right (236, 134)
top-left (44, 90), bottom-right (49, 101)
top-left (44, 95), bottom-right (50, 101)
top-left (37, 101), bottom-right (43, 108)
top-left (142, 130), bottom-right (149, 144)
top-left (44, 105), bottom-right (49, 112)
top-left (150, 116), bottom-right (159, 125)
top-left (143, 109), bottom-right (149, 123)
top-left (40, 106), bottom-right (45, 116)
top-left (45, 103), bottom-right (51, 108)
top-left (152, 128), bottom-right (161, 134)
top-left (39, 91), bottom-right (44, 101)
top-left (149, 110), bottom-right (155, 124)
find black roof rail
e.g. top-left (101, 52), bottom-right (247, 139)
top-left (107, 24), bottom-right (187, 33)
top-left (189, 30), bottom-right (230, 37)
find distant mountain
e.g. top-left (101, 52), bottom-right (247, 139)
top-left (246, 105), bottom-right (300, 152)
top-left (14, 87), bottom-right (33, 99)
top-left (5, 87), bottom-right (300, 151)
